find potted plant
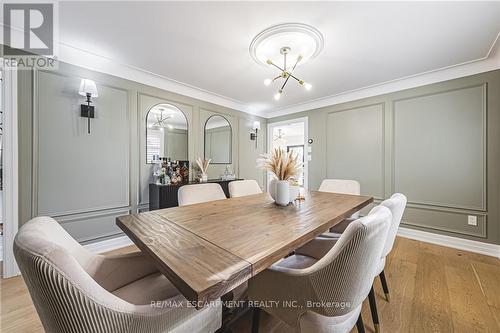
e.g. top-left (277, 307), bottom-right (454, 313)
top-left (257, 149), bottom-right (301, 206)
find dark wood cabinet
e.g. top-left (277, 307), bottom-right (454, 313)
top-left (149, 179), bottom-right (242, 211)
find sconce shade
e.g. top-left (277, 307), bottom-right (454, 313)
top-left (253, 121), bottom-right (261, 131)
top-left (79, 79), bottom-right (99, 97)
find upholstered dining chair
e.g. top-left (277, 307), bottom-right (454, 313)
top-left (228, 179), bottom-right (262, 198)
top-left (248, 205), bottom-right (392, 333)
top-left (14, 216), bottom-right (222, 333)
top-left (307, 193), bottom-right (407, 333)
top-left (318, 179), bottom-right (362, 235)
top-left (177, 183), bottom-right (226, 206)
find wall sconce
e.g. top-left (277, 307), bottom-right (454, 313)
top-left (250, 121), bottom-right (261, 148)
top-left (78, 79), bottom-right (99, 134)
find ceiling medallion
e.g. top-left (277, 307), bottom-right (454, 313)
top-left (249, 23), bottom-right (324, 100)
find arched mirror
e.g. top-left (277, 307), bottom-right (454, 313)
top-left (204, 115), bottom-right (232, 164)
top-left (146, 104), bottom-right (188, 164)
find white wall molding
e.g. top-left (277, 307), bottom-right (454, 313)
top-left (398, 226), bottom-right (500, 259)
top-left (57, 35), bottom-right (500, 120)
top-left (57, 42), bottom-right (258, 116)
top-left (83, 235), bottom-right (133, 254)
top-left (267, 34), bottom-right (500, 118)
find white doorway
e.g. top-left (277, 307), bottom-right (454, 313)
top-left (267, 117), bottom-right (309, 190)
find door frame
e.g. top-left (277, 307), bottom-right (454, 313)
top-left (267, 116), bottom-right (309, 190)
top-left (1, 61), bottom-right (20, 278)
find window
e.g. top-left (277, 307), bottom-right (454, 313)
top-left (146, 128), bottom-right (162, 162)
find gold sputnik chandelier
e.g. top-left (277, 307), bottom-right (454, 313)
top-left (264, 46), bottom-right (312, 100)
top-left (250, 23), bottom-right (324, 101)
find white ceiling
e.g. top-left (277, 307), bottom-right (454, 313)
top-left (57, 1), bottom-right (500, 117)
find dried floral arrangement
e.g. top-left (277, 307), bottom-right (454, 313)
top-left (195, 157), bottom-right (211, 175)
top-left (257, 148), bottom-right (301, 181)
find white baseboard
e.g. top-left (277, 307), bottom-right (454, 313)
top-left (83, 235), bottom-right (134, 254)
top-left (82, 226), bottom-right (500, 259)
top-left (398, 227), bottom-right (500, 259)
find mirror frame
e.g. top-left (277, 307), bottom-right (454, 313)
top-left (145, 103), bottom-right (189, 164)
top-left (204, 114), bottom-right (232, 164)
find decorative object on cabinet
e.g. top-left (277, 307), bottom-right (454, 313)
top-left (195, 157), bottom-right (211, 182)
top-left (78, 79), bottom-right (98, 134)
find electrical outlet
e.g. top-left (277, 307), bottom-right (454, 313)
top-left (467, 215), bottom-right (477, 226)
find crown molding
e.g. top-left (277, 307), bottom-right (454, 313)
top-left (266, 33), bottom-right (500, 118)
top-left (57, 42), bottom-right (266, 116)
top-left (56, 33), bottom-right (499, 120)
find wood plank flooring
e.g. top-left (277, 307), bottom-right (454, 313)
top-left (1, 237), bottom-right (499, 332)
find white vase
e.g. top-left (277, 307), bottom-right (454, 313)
top-left (268, 178), bottom-right (277, 200)
top-left (200, 174), bottom-right (208, 182)
top-left (275, 180), bottom-right (290, 206)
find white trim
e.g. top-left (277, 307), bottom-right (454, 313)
top-left (267, 34), bottom-right (500, 118)
top-left (0, 237), bottom-right (3, 260)
top-left (57, 43), bottom-right (257, 116)
top-left (398, 226), bottom-right (500, 259)
top-left (55, 33), bottom-right (500, 119)
top-left (1, 62), bottom-right (20, 278)
top-left (83, 235), bottom-right (133, 254)
top-left (267, 117), bottom-right (309, 190)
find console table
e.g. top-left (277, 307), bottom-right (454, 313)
top-left (148, 179), bottom-right (242, 211)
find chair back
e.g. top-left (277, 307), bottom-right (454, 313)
top-left (380, 193), bottom-right (407, 258)
top-left (228, 180), bottom-right (262, 198)
top-left (13, 217), bottom-right (125, 332)
top-left (319, 179), bottom-right (361, 218)
top-left (309, 205), bottom-right (391, 317)
top-left (178, 183), bottom-right (226, 206)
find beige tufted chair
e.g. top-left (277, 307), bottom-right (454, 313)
top-left (14, 217), bottom-right (222, 333)
top-left (177, 183), bottom-right (226, 206)
top-left (318, 179), bottom-right (362, 236)
top-left (299, 193), bottom-right (408, 333)
top-left (228, 180), bottom-right (262, 198)
top-left (248, 205), bottom-right (392, 333)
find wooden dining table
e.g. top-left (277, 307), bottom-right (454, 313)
top-left (116, 190), bottom-right (373, 308)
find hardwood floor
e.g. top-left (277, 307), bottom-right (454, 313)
top-left (1, 237), bottom-right (499, 332)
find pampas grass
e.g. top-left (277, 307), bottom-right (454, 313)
top-left (196, 157), bottom-right (211, 174)
top-left (257, 148), bottom-right (301, 181)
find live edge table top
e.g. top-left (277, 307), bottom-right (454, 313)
top-left (116, 191), bottom-right (373, 307)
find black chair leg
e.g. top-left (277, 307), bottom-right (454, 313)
top-left (379, 270), bottom-right (390, 302)
top-left (356, 313), bottom-right (365, 333)
top-left (368, 286), bottom-right (381, 333)
top-left (251, 307), bottom-right (260, 333)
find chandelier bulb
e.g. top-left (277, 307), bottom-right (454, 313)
top-left (264, 78), bottom-right (272, 86)
top-left (274, 90), bottom-right (282, 100)
top-left (304, 82), bottom-right (312, 91)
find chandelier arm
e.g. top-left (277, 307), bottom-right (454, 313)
top-left (272, 75), bottom-right (282, 82)
top-left (268, 61), bottom-right (285, 73)
top-left (280, 74), bottom-right (292, 91)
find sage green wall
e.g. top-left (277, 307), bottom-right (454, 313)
top-left (269, 70), bottom-right (500, 245)
top-left (18, 61), bottom-right (267, 244)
